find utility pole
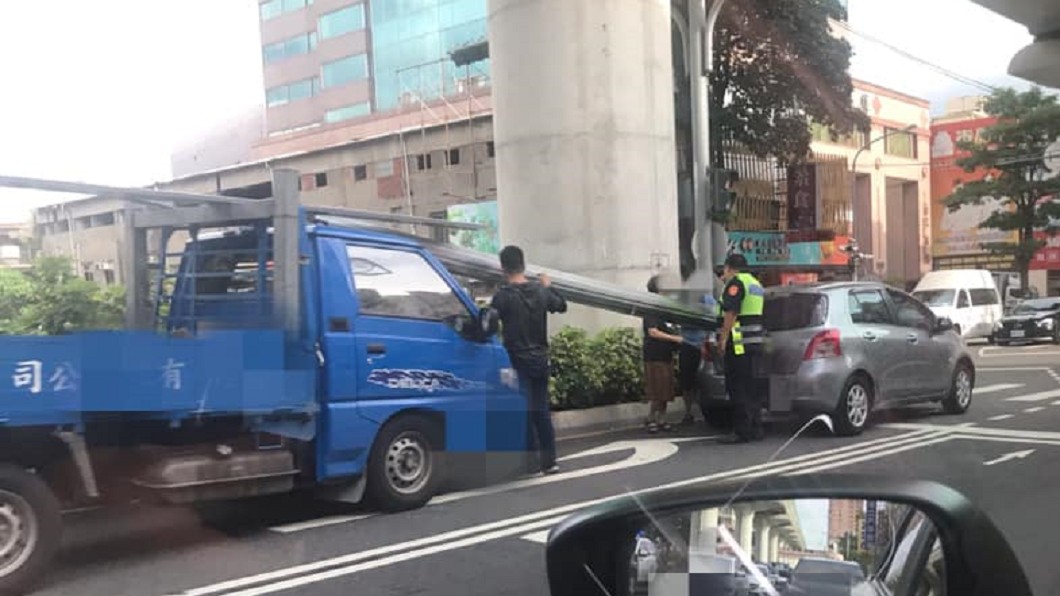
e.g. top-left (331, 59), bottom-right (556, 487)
top-left (685, 0), bottom-right (729, 298)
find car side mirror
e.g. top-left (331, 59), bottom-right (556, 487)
top-left (935, 316), bottom-right (955, 334)
top-left (545, 475), bottom-right (1032, 596)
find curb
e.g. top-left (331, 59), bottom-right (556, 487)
top-left (552, 400), bottom-right (695, 439)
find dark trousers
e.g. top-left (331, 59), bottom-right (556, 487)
top-left (519, 371), bottom-right (557, 470)
top-left (724, 346), bottom-right (765, 440)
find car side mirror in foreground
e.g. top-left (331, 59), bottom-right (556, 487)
top-left (545, 475), bottom-right (1031, 596)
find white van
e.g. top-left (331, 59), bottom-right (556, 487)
top-left (912, 269), bottom-right (1003, 339)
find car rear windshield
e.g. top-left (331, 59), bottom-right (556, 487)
top-left (794, 560), bottom-right (863, 579)
top-left (763, 293), bottom-right (828, 331)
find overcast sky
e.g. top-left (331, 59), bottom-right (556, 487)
top-left (0, 0), bottom-right (1037, 223)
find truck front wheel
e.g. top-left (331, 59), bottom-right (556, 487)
top-left (366, 416), bottom-right (441, 512)
top-left (0, 464), bottom-right (62, 595)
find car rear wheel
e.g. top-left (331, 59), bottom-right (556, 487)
top-left (1052, 324), bottom-right (1060, 345)
top-left (943, 362), bottom-right (974, 414)
top-left (834, 375), bottom-right (872, 436)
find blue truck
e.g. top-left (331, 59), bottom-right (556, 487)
top-left (0, 170), bottom-right (713, 593)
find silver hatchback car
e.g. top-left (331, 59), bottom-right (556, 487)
top-left (698, 282), bottom-right (975, 435)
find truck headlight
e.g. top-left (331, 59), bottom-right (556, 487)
top-left (500, 368), bottom-right (519, 390)
top-left (1037, 318), bottom-right (1054, 329)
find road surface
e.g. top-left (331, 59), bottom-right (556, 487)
top-left (30, 344), bottom-right (1060, 596)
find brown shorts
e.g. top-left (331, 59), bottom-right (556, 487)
top-left (644, 361), bottom-right (674, 403)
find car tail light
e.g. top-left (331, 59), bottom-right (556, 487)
top-left (804, 329), bottom-right (842, 360)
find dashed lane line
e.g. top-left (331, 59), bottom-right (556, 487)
top-left (988, 414), bottom-right (1015, 421)
top-left (1024, 407), bottom-right (1046, 413)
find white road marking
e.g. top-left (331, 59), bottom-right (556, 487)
top-left (978, 347), bottom-right (1060, 358)
top-left (973, 383), bottom-right (1023, 395)
top-left (173, 429), bottom-right (942, 596)
top-left (431, 437), bottom-right (694, 505)
top-left (988, 414), bottom-right (1015, 421)
top-left (223, 515), bottom-right (571, 596)
top-left (785, 433), bottom-right (953, 476)
top-left (887, 422), bottom-right (1060, 442)
top-left (219, 431), bottom-right (952, 596)
top-left (269, 515), bottom-right (372, 534)
top-left (269, 436), bottom-right (713, 533)
top-left (952, 434), bottom-right (1060, 447)
top-left (1024, 406), bottom-right (1045, 413)
top-left (978, 367), bottom-right (1053, 372)
top-left (1052, 400), bottom-right (1060, 406)
top-left (983, 449), bottom-right (1035, 466)
top-left (1006, 389), bottom-right (1060, 402)
top-left (520, 529), bottom-right (550, 544)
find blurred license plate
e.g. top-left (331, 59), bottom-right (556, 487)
top-left (1011, 330), bottom-right (1025, 338)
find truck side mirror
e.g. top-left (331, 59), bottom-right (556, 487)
top-left (478, 307), bottom-right (500, 339)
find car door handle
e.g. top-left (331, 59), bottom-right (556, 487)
top-left (906, 333), bottom-right (919, 343)
top-left (366, 343), bottom-right (387, 355)
top-left (861, 331), bottom-right (878, 342)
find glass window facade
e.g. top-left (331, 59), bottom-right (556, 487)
top-left (319, 4), bottom-right (366, 39)
top-left (325, 102), bottom-right (372, 123)
top-left (262, 33), bottom-right (317, 64)
top-left (322, 54), bottom-right (369, 88)
top-left (260, 0), bottom-right (312, 21)
top-left (369, 0), bottom-right (490, 111)
top-left (266, 77), bottom-right (319, 107)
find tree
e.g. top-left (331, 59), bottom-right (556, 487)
top-left (944, 87), bottom-right (1060, 292)
top-left (709, 0), bottom-right (869, 167)
top-left (0, 256), bottom-right (126, 335)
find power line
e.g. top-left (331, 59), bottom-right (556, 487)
top-left (833, 20), bottom-right (998, 94)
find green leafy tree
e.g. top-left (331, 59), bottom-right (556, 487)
top-left (709, 0), bottom-right (868, 166)
top-left (944, 87), bottom-right (1060, 291)
top-left (0, 256), bottom-right (126, 335)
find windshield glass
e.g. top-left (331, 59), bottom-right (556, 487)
top-left (763, 292), bottom-right (829, 330)
top-left (1013, 299), bottom-right (1060, 314)
top-left (912, 289), bottom-right (956, 307)
top-left (0, 1), bottom-right (1054, 596)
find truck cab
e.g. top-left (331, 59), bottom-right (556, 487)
top-left (165, 221), bottom-right (527, 507)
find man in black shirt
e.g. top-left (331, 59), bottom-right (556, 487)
top-left (643, 276), bottom-right (684, 432)
top-left (491, 246), bottom-right (567, 475)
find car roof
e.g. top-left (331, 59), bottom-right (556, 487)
top-left (767, 281), bottom-right (891, 294)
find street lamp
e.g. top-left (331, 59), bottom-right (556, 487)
top-left (848, 123), bottom-right (917, 279)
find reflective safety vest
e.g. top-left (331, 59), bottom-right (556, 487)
top-left (730, 272), bottom-right (765, 356)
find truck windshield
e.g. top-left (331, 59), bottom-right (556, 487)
top-left (912, 289), bottom-right (955, 307)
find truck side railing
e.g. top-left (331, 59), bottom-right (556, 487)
top-left (2, 170), bottom-right (716, 331)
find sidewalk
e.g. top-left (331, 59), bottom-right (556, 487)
top-left (552, 399), bottom-right (696, 440)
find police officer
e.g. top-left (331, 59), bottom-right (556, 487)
top-left (716, 253), bottom-right (767, 443)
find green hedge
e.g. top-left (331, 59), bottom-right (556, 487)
top-left (548, 326), bottom-right (648, 410)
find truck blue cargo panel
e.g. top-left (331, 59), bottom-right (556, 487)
top-left (0, 330), bottom-right (316, 426)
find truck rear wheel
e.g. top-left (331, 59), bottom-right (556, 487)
top-left (366, 416), bottom-right (441, 512)
top-left (0, 465), bottom-right (61, 595)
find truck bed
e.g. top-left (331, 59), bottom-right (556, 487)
top-left (0, 330), bottom-right (316, 426)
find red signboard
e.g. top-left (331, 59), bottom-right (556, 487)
top-left (1030, 230), bottom-right (1060, 270)
top-left (787, 164), bottom-right (818, 231)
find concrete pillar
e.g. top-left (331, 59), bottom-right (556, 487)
top-left (488, 0), bottom-right (680, 330)
top-left (769, 533), bottom-right (780, 562)
top-left (756, 522), bottom-right (772, 563)
top-left (737, 508), bottom-right (755, 555)
top-left (690, 508), bottom-right (719, 555)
